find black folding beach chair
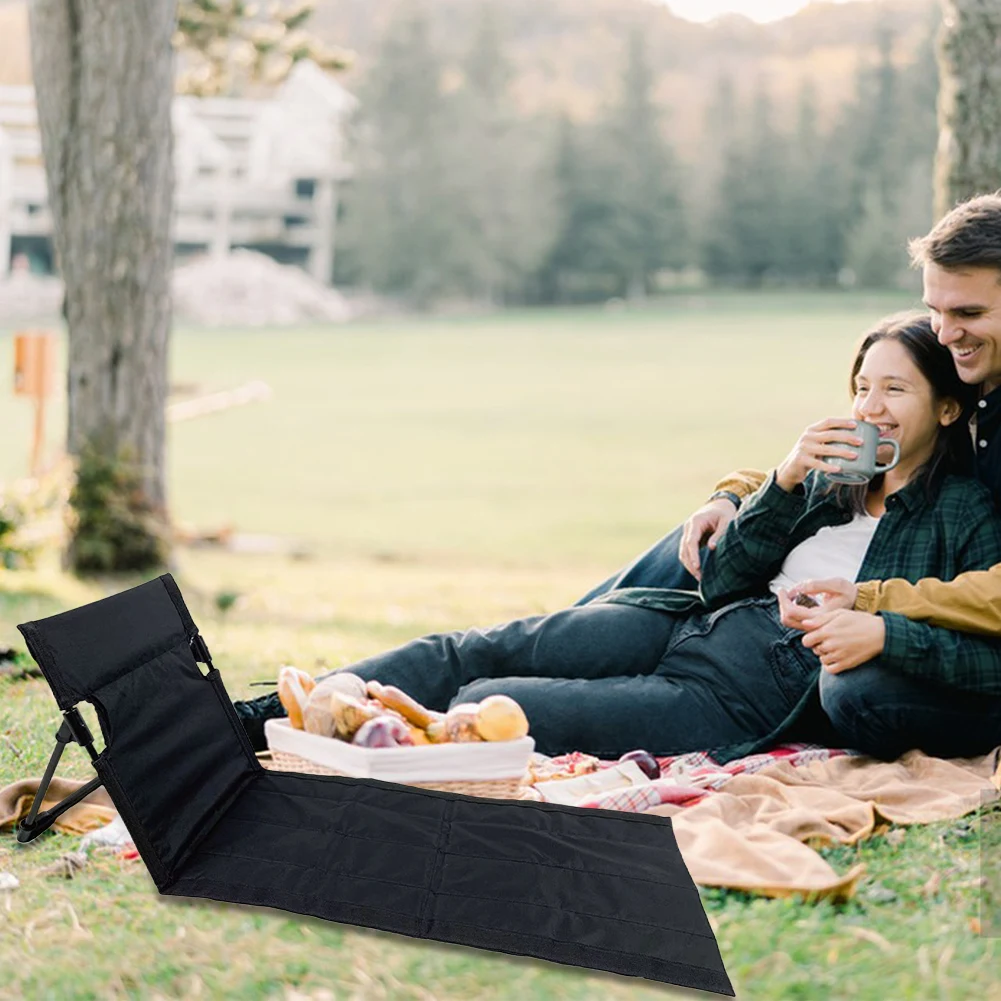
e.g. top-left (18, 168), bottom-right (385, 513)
top-left (14, 573), bottom-right (734, 996)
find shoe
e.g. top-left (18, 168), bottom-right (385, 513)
top-left (232, 691), bottom-right (287, 752)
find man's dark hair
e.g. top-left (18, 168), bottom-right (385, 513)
top-left (908, 192), bottom-right (1001, 279)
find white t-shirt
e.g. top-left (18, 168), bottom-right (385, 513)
top-left (768, 510), bottom-right (881, 596)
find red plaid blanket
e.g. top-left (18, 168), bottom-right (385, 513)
top-left (547, 743), bottom-right (860, 813)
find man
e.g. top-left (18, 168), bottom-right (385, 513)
top-left (578, 192), bottom-right (1001, 755)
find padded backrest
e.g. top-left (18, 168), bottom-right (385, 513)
top-left (18, 574), bottom-right (259, 887)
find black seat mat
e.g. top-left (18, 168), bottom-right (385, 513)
top-left (18, 574), bottom-right (734, 996)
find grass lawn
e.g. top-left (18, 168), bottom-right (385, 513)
top-left (2, 292), bottom-right (1000, 1000)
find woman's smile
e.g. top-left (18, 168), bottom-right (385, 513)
top-left (851, 339), bottom-right (956, 474)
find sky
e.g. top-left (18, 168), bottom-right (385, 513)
top-left (663, 0), bottom-right (858, 23)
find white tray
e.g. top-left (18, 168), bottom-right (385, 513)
top-left (265, 718), bottom-right (535, 782)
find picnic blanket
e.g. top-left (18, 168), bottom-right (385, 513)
top-left (636, 742), bottom-right (1001, 902)
top-left (0, 776), bottom-right (117, 836)
top-left (5, 742), bottom-right (999, 904)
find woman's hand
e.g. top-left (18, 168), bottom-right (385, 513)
top-left (775, 418), bottom-right (864, 492)
top-left (797, 608), bottom-right (886, 674)
top-left (776, 578), bottom-right (858, 630)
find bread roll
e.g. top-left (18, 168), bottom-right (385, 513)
top-left (366, 682), bottom-right (437, 729)
top-left (277, 665), bottom-right (316, 730)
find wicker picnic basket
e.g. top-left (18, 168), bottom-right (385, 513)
top-left (260, 718), bottom-right (534, 800)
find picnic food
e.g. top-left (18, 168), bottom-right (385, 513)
top-left (285, 671), bottom-right (531, 748)
top-left (474, 694), bottom-right (530, 742)
top-left (302, 673), bottom-right (370, 736)
top-left (444, 703), bottom-right (486, 742)
top-left (526, 751), bottom-right (601, 784)
top-left (324, 671), bottom-right (369, 701)
top-left (330, 692), bottom-right (385, 741)
top-left (424, 718), bottom-right (449, 743)
top-left (277, 665), bottom-right (316, 730)
top-left (618, 749), bottom-right (661, 780)
top-left (353, 715), bottom-right (415, 748)
top-left (533, 760), bottom-right (654, 804)
top-left (366, 680), bottom-right (441, 729)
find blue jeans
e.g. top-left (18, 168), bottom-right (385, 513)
top-left (819, 663), bottom-right (1001, 761)
top-left (574, 523), bottom-right (1001, 759)
top-left (318, 596), bottom-right (817, 760)
top-left (575, 523), bottom-right (696, 605)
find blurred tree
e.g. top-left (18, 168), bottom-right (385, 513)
top-left (29, 0), bottom-right (177, 572)
top-left (599, 28), bottom-right (686, 298)
top-left (705, 78), bottom-right (785, 286)
top-left (30, 0), bottom-right (349, 573)
top-left (775, 78), bottom-right (823, 282)
top-left (830, 26), bottom-right (919, 288)
top-left (934, 0), bottom-right (1001, 218)
top-left (175, 0), bottom-right (351, 96)
top-left (844, 185), bottom-right (905, 288)
top-left (341, 6), bottom-right (464, 307)
top-left (448, 4), bottom-right (555, 304)
top-left (855, 27), bottom-right (900, 211)
top-left (533, 116), bottom-right (621, 302)
top-left (691, 71), bottom-right (738, 256)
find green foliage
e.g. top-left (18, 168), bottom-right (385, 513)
top-left (339, 7), bottom-right (464, 307)
top-left (0, 462), bottom-right (73, 571)
top-left (844, 186), bottom-right (910, 289)
top-left (215, 588), bottom-right (241, 614)
top-left (705, 78), bottom-right (789, 286)
top-left (335, 6), bottom-right (940, 302)
top-left (67, 438), bottom-right (172, 575)
top-left (174, 0), bottom-right (352, 96)
top-left (0, 506), bottom-right (24, 570)
top-left (598, 29), bottom-right (687, 297)
top-left (445, 4), bottom-right (558, 303)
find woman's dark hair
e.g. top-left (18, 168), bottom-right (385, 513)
top-left (832, 310), bottom-right (976, 514)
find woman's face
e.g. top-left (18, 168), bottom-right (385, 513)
top-left (851, 339), bottom-right (960, 473)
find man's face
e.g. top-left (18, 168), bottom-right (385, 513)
top-left (923, 262), bottom-right (1001, 393)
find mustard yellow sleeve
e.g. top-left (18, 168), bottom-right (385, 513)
top-left (853, 566), bottom-right (1001, 636)
top-left (710, 468), bottom-right (769, 502)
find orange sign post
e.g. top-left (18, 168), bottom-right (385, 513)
top-left (13, 331), bottom-right (56, 478)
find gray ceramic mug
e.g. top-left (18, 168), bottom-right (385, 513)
top-left (826, 420), bottom-right (900, 484)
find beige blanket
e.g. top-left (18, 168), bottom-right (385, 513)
top-left (0, 777), bottom-right (117, 836)
top-left (645, 745), bottom-right (1001, 902)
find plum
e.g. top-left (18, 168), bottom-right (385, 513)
top-left (618, 749), bottom-right (661, 780)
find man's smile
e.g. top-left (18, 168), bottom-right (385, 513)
top-left (952, 342), bottom-right (983, 362)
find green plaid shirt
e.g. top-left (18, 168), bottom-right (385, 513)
top-left (597, 470), bottom-right (1001, 695)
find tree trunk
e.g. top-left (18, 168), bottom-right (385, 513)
top-left (29, 0), bottom-right (176, 569)
top-left (934, 0), bottom-right (1001, 219)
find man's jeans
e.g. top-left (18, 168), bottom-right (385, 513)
top-left (316, 596), bottom-right (816, 760)
top-left (819, 663), bottom-right (1001, 761)
top-left (574, 523), bottom-right (696, 605)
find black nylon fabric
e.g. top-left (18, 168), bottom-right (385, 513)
top-left (18, 574), bottom-right (735, 996)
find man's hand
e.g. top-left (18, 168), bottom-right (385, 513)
top-left (798, 607), bottom-right (885, 674)
top-left (679, 498), bottom-right (738, 580)
top-left (776, 578), bottom-right (858, 629)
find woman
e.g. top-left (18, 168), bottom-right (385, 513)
top-left (236, 312), bottom-right (1001, 763)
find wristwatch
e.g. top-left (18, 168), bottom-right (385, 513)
top-left (708, 489), bottom-right (742, 509)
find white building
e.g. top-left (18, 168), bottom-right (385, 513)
top-left (0, 61), bottom-right (356, 284)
